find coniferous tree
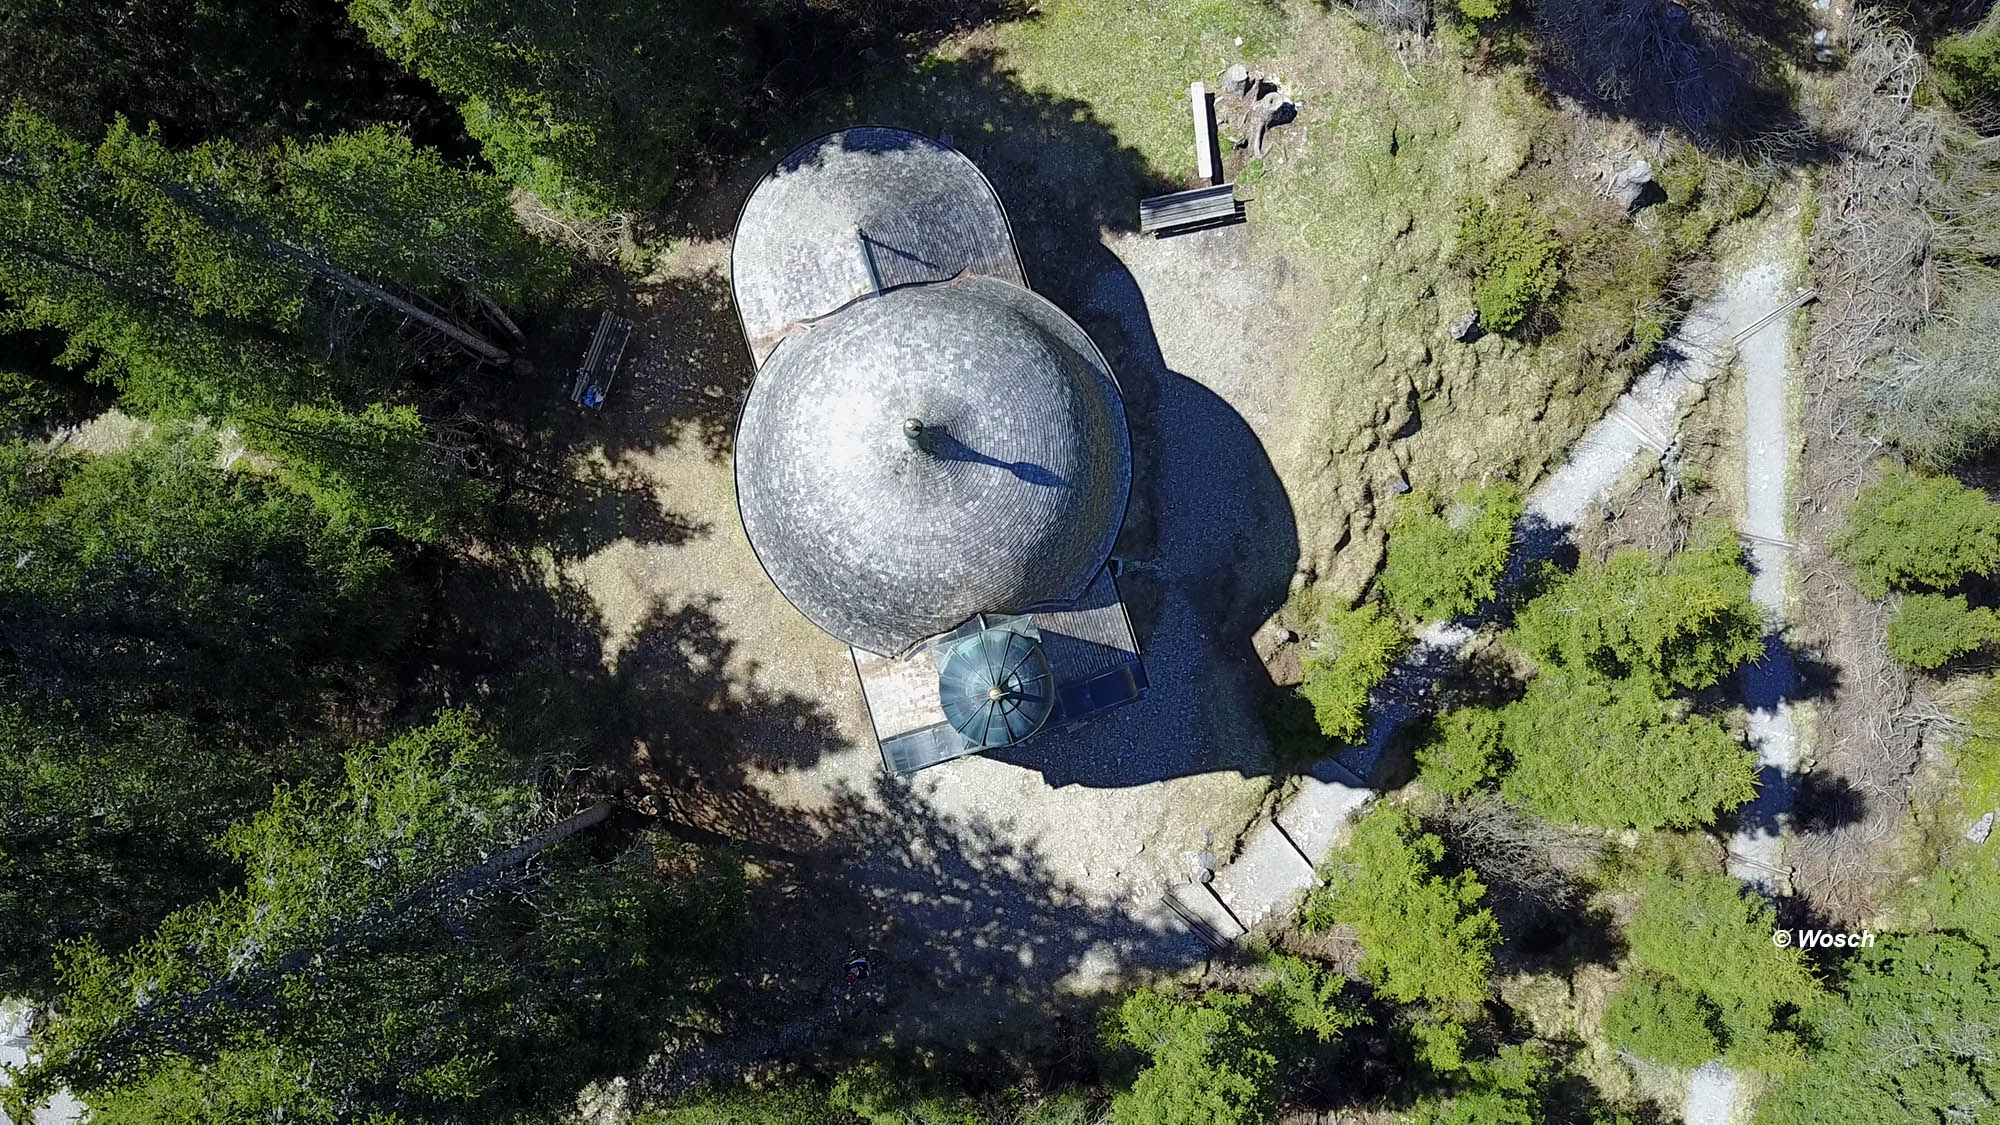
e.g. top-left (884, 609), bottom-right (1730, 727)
top-left (347, 0), bottom-right (743, 216)
top-left (9, 712), bottom-right (745, 1125)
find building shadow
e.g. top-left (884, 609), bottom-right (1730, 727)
top-left (986, 239), bottom-right (1301, 788)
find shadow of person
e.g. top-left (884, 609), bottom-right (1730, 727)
top-left (986, 239), bottom-right (1301, 787)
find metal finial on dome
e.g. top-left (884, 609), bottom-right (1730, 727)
top-left (903, 417), bottom-right (929, 451)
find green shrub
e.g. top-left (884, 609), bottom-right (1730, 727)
top-left (1297, 602), bottom-right (1409, 743)
top-left (1456, 0), bottom-right (1511, 20)
top-left (1499, 672), bottom-right (1757, 831)
top-left (1260, 951), bottom-right (1364, 1044)
top-left (1758, 934), bottom-right (2000, 1125)
top-left (1382, 482), bottom-right (1523, 622)
top-left (1511, 523), bottom-right (1764, 694)
top-left (1935, 13), bottom-right (2000, 108)
top-left (1834, 464), bottom-right (2000, 598)
top-left (1603, 972), bottom-right (1721, 1067)
top-left (1303, 807), bottom-right (1498, 1015)
top-left (642, 1082), bottom-right (855, 1125)
top-left (1455, 198), bottom-right (1563, 334)
top-left (1110, 987), bottom-right (1282, 1125)
top-left (1887, 593), bottom-right (2000, 669)
top-left (1626, 872), bottom-right (1820, 1070)
top-left (1416, 707), bottom-right (1507, 797)
top-left (1408, 1043), bottom-right (1552, 1124)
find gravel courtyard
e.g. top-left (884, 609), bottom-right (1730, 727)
top-left (560, 216), bottom-right (1326, 1004)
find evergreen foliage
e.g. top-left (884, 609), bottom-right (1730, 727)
top-left (1935, 12), bottom-right (2000, 109)
top-left (10, 712), bottom-right (745, 1124)
top-left (1511, 524), bottom-right (1765, 694)
top-left (1297, 601), bottom-right (1408, 743)
top-left (1110, 987), bottom-right (1283, 1125)
top-left (1406, 1043), bottom-right (1554, 1125)
top-left (249, 402), bottom-right (490, 541)
top-left (1834, 464), bottom-right (2000, 599)
top-left (1416, 707), bottom-right (1507, 797)
top-left (1758, 933), bottom-right (2000, 1125)
top-left (346, 0), bottom-right (739, 216)
top-left (1602, 972), bottom-right (1720, 1067)
top-left (1303, 807), bottom-right (1498, 1016)
top-left (1381, 481), bottom-right (1522, 623)
top-left (1499, 672), bottom-right (1757, 830)
top-left (0, 0), bottom-right (451, 148)
top-left (1887, 592), bottom-right (2000, 670)
top-left (1625, 872), bottom-right (1820, 1070)
top-left (1455, 198), bottom-right (1562, 333)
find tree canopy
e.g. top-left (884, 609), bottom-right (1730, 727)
top-left (1304, 807), bottom-right (1498, 1017)
top-left (1759, 933), bottom-right (2000, 1125)
top-left (1511, 524), bottom-right (1764, 694)
top-left (1624, 872), bottom-right (1820, 1070)
top-left (1381, 481), bottom-right (1522, 623)
top-left (1499, 672), bottom-right (1757, 831)
top-left (10, 712), bottom-right (744, 1124)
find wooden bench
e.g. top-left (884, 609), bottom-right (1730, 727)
top-left (1138, 183), bottom-right (1242, 237)
top-left (569, 310), bottom-right (632, 409)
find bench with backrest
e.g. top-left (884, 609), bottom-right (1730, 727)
top-left (570, 310), bottom-right (633, 409)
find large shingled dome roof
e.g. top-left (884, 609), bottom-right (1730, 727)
top-left (735, 274), bottom-right (1131, 655)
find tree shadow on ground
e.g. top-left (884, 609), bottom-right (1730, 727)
top-left (1525, 0), bottom-right (1822, 160)
top-left (639, 770), bottom-right (1210, 1100)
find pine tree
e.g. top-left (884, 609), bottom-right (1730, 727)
top-left (347, 0), bottom-right (742, 215)
top-left (9, 712), bottom-right (745, 1124)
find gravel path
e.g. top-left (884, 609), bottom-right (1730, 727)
top-left (1175, 240), bottom-right (1803, 1023)
top-left (1, 1003), bottom-right (82, 1125)
top-left (1682, 255), bottom-right (1805, 1125)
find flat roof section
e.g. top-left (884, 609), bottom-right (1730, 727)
top-left (853, 567), bottom-right (1147, 774)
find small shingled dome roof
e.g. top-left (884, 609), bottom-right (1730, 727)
top-left (735, 275), bottom-right (1131, 655)
top-left (731, 127), bottom-right (1023, 364)
top-left (937, 622), bottom-right (1055, 748)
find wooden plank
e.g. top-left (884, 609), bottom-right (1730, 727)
top-left (1190, 81), bottom-right (1215, 184)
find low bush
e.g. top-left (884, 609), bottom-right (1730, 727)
top-left (1834, 464), bottom-right (2000, 598)
top-left (1603, 971), bottom-right (1721, 1067)
top-left (1381, 481), bottom-right (1523, 623)
top-left (1455, 198), bottom-right (1563, 334)
top-left (1887, 592), bottom-right (2000, 669)
top-left (1500, 672), bottom-right (1757, 831)
top-left (1511, 523), bottom-right (1764, 694)
top-left (1935, 12), bottom-right (2000, 109)
top-left (1303, 807), bottom-right (1498, 1016)
top-left (1416, 707), bottom-right (1506, 797)
top-left (1297, 602), bottom-right (1409, 743)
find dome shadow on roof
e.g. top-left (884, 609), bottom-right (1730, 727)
top-left (735, 275), bottom-right (1131, 656)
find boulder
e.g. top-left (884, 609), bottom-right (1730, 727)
top-left (1220, 63), bottom-right (1252, 97)
top-left (1450, 309), bottom-right (1482, 342)
top-left (1968, 810), bottom-right (1995, 845)
top-left (1611, 160), bottom-right (1658, 212)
